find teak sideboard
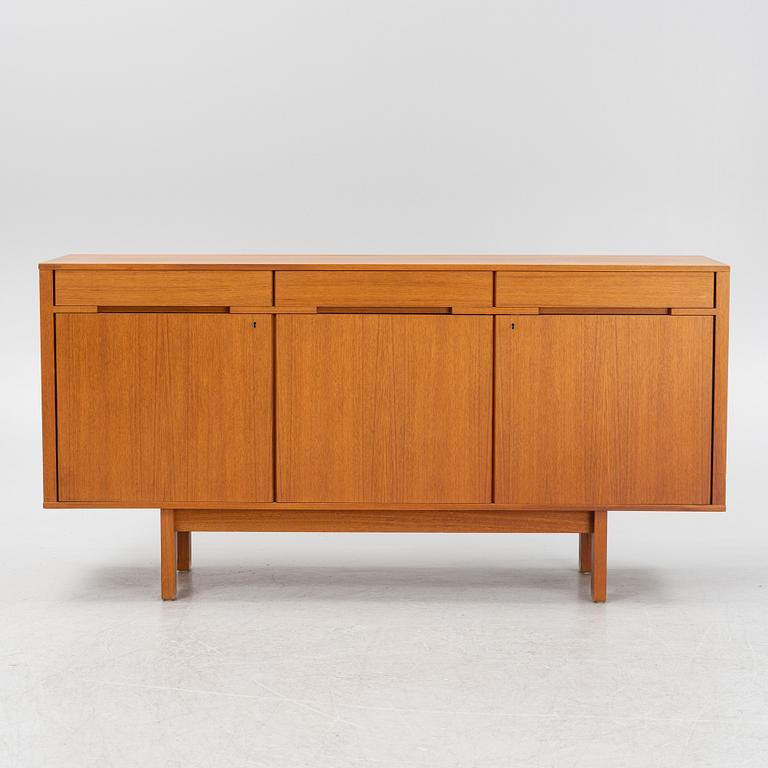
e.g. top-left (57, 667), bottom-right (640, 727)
top-left (38, 255), bottom-right (730, 601)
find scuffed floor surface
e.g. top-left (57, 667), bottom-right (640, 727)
top-left (1, 531), bottom-right (767, 768)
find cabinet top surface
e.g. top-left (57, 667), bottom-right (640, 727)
top-left (40, 254), bottom-right (728, 271)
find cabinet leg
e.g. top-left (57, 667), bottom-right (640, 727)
top-left (177, 531), bottom-right (191, 571)
top-left (591, 510), bottom-right (607, 603)
top-left (579, 533), bottom-right (592, 573)
top-left (160, 509), bottom-right (177, 600)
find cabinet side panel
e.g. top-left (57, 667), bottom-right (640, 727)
top-left (711, 270), bottom-right (730, 504)
top-left (56, 314), bottom-right (273, 504)
top-left (495, 315), bottom-right (713, 506)
top-left (39, 270), bottom-right (58, 502)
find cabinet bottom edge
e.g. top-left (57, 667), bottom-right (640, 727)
top-left (45, 501), bottom-right (724, 512)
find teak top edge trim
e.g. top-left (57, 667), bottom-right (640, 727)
top-left (39, 254), bottom-right (730, 270)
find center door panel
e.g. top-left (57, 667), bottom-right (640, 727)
top-left (276, 314), bottom-right (493, 503)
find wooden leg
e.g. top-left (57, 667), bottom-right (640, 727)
top-left (579, 532), bottom-right (592, 573)
top-left (177, 531), bottom-right (191, 571)
top-left (160, 509), bottom-right (177, 600)
top-left (591, 510), bottom-right (607, 602)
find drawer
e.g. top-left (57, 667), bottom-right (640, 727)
top-left (55, 270), bottom-right (273, 306)
top-left (495, 271), bottom-right (714, 308)
top-left (275, 270), bottom-right (492, 307)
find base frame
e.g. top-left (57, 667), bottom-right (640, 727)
top-left (159, 508), bottom-right (607, 602)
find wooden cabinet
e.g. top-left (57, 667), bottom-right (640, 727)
top-left (38, 255), bottom-right (730, 602)
top-left (276, 314), bottom-right (492, 503)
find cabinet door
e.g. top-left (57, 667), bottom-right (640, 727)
top-left (56, 313), bottom-right (273, 504)
top-left (277, 314), bottom-right (492, 503)
top-left (495, 315), bottom-right (713, 506)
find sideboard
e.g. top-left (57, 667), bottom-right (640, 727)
top-left (39, 255), bottom-right (730, 601)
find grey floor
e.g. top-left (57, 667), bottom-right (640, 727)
top-left (1, 511), bottom-right (767, 768)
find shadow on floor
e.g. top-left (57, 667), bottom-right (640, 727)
top-left (71, 563), bottom-right (665, 604)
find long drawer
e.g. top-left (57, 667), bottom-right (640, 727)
top-left (55, 270), bottom-right (273, 306)
top-left (495, 271), bottom-right (714, 308)
top-left (275, 270), bottom-right (492, 307)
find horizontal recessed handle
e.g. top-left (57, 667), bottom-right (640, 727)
top-left (96, 305), bottom-right (230, 313)
top-left (316, 306), bottom-right (453, 314)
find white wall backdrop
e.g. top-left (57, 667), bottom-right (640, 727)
top-left (1, 0), bottom-right (766, 564)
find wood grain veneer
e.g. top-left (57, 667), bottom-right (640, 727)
top-left (275, 270), bottom-right (492, 306)
top-left (56, 313), bottom-right (273, 503)
top-left (494, 314), bottom-right (713, 506)
top-left (55, 270), bottom-right (272, 306)
top-left (172, 508), bottom-right (593, 533)
top-left (496, 271), bottom-right (714, 307)
top-left (276, 314), bottom-right (493, 503)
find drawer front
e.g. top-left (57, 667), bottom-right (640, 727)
top-left (275, 270), bottom-right (492, 307)
top-left (496, 271), bottom-right (714, 308)
top-left (55, 270), bottom-right (273, 306)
